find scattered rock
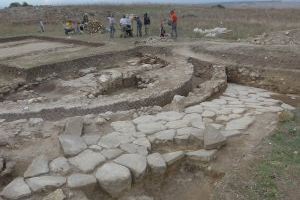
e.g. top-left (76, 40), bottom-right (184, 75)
top-left (0, 177), bottom-right (31, 200)
top-left (114, 154), bottom-right (147, 179)
top-left (24, 155), bottom-right (49, 178)
top-left (278, 110), bottom-right (295, 122)
top-left (96, 163), bottom-right (132, 197)
top-left (69, 150), bottom-right (106, 173)
top-left (147, 153), bottom-right (167, 174)
top-left (59, 135), bottom-right (87, 156)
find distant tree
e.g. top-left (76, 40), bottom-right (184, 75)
top-left (212, 4), bottom-right (226, 9)
top-left (9, 2), bottom-right (22, 8)
top-left (22, 2), bottom-right (30, 7)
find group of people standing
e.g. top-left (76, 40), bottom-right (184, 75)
top-left (107, 10), bottom-right (178, 39)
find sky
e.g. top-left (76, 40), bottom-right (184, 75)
top-left (1, 0), bottom-right (300, 8)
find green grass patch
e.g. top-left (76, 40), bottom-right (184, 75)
top-left (250, 109), bottom-right (300, 200)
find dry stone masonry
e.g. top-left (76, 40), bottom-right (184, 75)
top-left (0, 83), bottom-right (296, 199)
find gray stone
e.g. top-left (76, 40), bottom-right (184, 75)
top-left (281, 103), bottom-right (295, 111)
top-left (147, 153), bottom-right (167, 174)
top-left (96, 163), bottom-right (132, 197)
top-left (232, 108), bottom-right (246, 114)
top-left (191, 119), bottom-right (205, 129)
top-left (0, 177), bottom-right (31, 200)
top-left (210, 123), bottom-right (223, 130)
top-left (162, 151), bottom-right (185, 165)
top-left (132, 115), bottom-right (159, 124)
top-left (49, 157), bottom-right (71, 175)
top-left (0, 157), bottom-right (4, 172)
top-left (154, 129), bottom-right (176, 143)
top-left (133, 137), bottom-right (151, 150)
top-left (101, 149), bottom-right (123, 160)
top-left (165, 120), bottom-right (190, 129)
top-left (82, 134), bottom-right (101, 145)
top-left (204, 125), bottom-right (226, 150)
top-left (69, 150), bottom-right (106, 173)
top-left (24, 155), bottom-right (49, 178)
top-left (111, 121), bottom-right (136, 134)
top-left (216, 115), bottom-right (231, 122)
top-left (202, 110), bottom-right (216, 118)
top-left (88, 145), bottom-right (103, 152)
top-left (120, 143), bottom-right (148, 156)
top-left (225, 116), bottom-right (255, 131)
top-left (114, 154), bottom-right (147, 179)
top-left (29, 118), bottom-right (44, 126)
top-left (184, 105), bottom-right (203, 114)
top-left (156, 111), bottom-right (184, 121)
top-left (136, 122), bottom-right (166, 135)
top-left (26, 176), bottom-right (66, 192)
top-left (98, 132), bottom-right (134, 149)
top-left (67, 174), bottom-right (97, 189)
top-left (182, 113), bottom-right (202, 123)
top-left (42, 189), bottom-right (66, 200)
top-left (64, 116), bottom-right (83, 136)
top-left (186, 149), bottom-right (217, 162)
top-left (59, 135), bottom-right (87, 156)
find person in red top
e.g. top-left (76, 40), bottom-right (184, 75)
top-left (170, 9), bottom-right (178, 38)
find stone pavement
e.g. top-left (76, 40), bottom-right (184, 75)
top-left (0, 84), bottom-right (295, 199)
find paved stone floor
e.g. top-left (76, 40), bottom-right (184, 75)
top-left (0, 84), bottom-right (295, 200)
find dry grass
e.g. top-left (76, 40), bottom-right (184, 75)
top-left (0, 5), bottom-right (300, 40)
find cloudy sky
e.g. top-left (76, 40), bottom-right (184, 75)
top-left (1, 0), bottom-right (299, 8)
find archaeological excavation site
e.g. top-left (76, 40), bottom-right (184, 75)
top-left (0, 7), bottom-right (300, 200)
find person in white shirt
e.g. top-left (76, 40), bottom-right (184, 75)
top-left (107, 14), bottom-right (116, 38)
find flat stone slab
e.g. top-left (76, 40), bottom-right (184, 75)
top-left (147, 153), bottom-right (167, 174)
top-left (225, 116), bottom-right (255, 131)
top-left (156, 111), bottom-right (184, 121)
top-left (114, 154), bottom-right (147, 179)
top-left (98, 132), bottom-right (134, 148)
top-left (204, 125), bottom-right (226, 150)
top-left (26, 176), bottom-right (66, 192)
top-left (120, 143), bottom-right (148, 156)
top-left (133, 115), bottom-right (159, 124)
top-left (136, 122), bottom-right (166, 135)
top-left (82, 134), bottom-right (101, 145)
top-left (154, 129), bottom-right (176, 143)
top-left (96, 163), bottom-right (132, 197)
top-left (111, 121), bottom-right (136, 134)
top-left (184, 105), bottom-right (203, 114)
top-left (0, 177), bottom-right (31, 200)
top-left (69, 149), bottom-right (106, 173)
top-left (202, 110), bottom-right (216, 118)
top-left (162, 151), bottom-right (185, 165)
top-left (165, 120), bottom-right (190, 129)
top-left (49, 157), bottom-right (70, 175)
top-left (221, 130), bottom-right (242, 138)
top-left (67, 173), bottom-right (97, 189)
top-left (133, 137), bottom-right (151, 150)
top-left (186, 149), bottom-right (217, 162)
top-left (101, 148), bottom-right (123, 160)
top-left (64, 116), bottom-right (83, 136)
top-left (24, 155), bottom-right (49, 178)
top-left (59, 135), bottom-right (87, 156)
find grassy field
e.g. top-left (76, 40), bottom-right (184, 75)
top-left (0, 5), bottom-right (300, 40)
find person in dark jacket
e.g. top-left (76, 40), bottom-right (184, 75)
top-left (136, 16), bottom-right (143, 37)
top-left (143, 13), bottom-right (151, 36)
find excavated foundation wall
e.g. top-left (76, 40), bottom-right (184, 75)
top-left (226, 65), bottom-right (300, 94)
